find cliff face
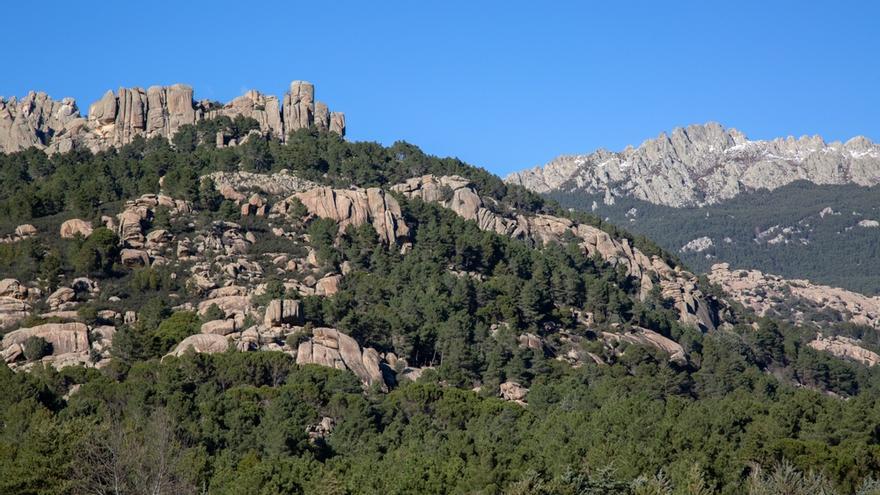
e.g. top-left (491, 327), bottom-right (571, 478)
top-left (506, 122), bottom-right (880, 207)
top-left (0, 80), bottom-right (345, 154)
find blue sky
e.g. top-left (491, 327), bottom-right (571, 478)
top-left (3, 1), bottom-right (878, 175)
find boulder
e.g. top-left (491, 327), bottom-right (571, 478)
top-left (197, 295), bottom-right (252, 317)
top-left (500, 381), bottom-right (529, 403)
top-left (295, 186), bottom-right (409, 245)
top-left (120, 248), bottom-right (150, 267)
top-left (145, 229), bottom-right (172, 246)
top-left (296, 328), bottom-right (386, 390)
top-left (200, 318), bottom-right (238, 336)
top-left (0, 298), bottom-right (30, 329)
top-left (2, 322), bottom-right (89, 362)
top-left (14, 224), bottom-right (37, 237)
top-left (117, 208), bottom-right (147, 246)
top-left (47, 287), bottom-right (76, 310)
top-left (0, 279), bottom-right (28, 299)
top-left (219, 184), bottom-right (246, 202)
top-left (263, 299), bottom-right (301, 327)
top-left (167, 334), bottom-right (229, 357)
top-left (315, 274), bottom-right (342, 296)
top-left (60, 219), bottom-right (93, 239)
top-left (518, 333), bottom-right (543, 350)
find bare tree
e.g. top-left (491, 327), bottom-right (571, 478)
top-left (70, 409), bottom-right (195, 495)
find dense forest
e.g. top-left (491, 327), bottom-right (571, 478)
top-left (550, 183), bottom-right (880, 295)
top-left (2, 123), bottom-right (880, 494)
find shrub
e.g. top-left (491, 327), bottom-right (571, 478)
top-left (23, 336), bottom-right (52, 361)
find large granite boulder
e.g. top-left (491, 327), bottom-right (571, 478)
top-left (295, 187), bottom-right (409, 245)
top-left (2, 322), bottom-right (89, 363)
top-left (296, 328), bottom-right (386, 390)
top-left (263, 299), bottom-right (301, 327)
top-left (167, 334), bottom-right (230, 357)
top-left (60, 219), bottom-right (94, 239)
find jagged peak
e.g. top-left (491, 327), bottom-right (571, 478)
top-left (506, 122), bottom-right (880, 207)
top-left (0, 79), bottom-right (346, 155)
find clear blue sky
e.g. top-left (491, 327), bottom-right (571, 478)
top-left (3, 1), bottom-right (878, 175)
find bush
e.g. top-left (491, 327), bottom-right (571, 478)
top-left (202, 304), bottom-right (226, 322)
top-left (23, 336), bottom-right (52, 361)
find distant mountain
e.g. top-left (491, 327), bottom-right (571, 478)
top-left (506, 122), bottom-right (880, 207)
top-left (548, 181), bottom-right (880, 295)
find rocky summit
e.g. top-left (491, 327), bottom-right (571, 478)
top-left (0, 80), bottom-right (344, 154)
top-left (506, 122), bottom-right (880, 207)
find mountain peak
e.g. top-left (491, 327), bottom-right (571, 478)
top-left (0, 80), bottom-right (345, 155)
top-left (506, 123), bottom-right (880, 207)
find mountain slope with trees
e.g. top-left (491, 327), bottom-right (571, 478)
top-left (1, 121), bottom-right (880, 494)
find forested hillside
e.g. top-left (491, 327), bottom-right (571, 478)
top-left (550, 182), bottom-right (880, 295)
top-left (3, 125), bottom-right (880, 494)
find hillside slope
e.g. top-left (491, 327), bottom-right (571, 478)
top-left (2, 110), bottom-right (880, 492)
top-left (549, 181), bottom-right (880, 294)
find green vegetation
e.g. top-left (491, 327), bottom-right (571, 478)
top-left (4, 345), bottom-right (880, 494)
top-left (550, 182), bottom-right (880, 294)
top-left (22, 336), bottom-right (51, 362)
top-left (2, 127), bottom-right (880, 493)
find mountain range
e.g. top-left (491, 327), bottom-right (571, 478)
top-left (508, 123), bottom-right (880, 295)
top-left (506, 122), bottom-right (880, 207)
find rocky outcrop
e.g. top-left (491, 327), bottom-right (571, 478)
top-left (392, 175), bottom-right (724, 331)
top-left (0, 91), bottom-right (83, 153)
top-left (203, 90), bottom-right (282, 138)
top-left (709, 263), bottom-right (880, 329)
top-left (283, 81), bottom-right (315, 134)
top-left (601, 327), bottom-right (687, 364)
top-left (2, 322), bottom-right (89, 363)
top-left (167, 334), bottom-right (230, 357)
top-left (294, 187), bottom-right (410, 245)
top-left (295, 327), bottom-right (387, 390)
top-left (116, 194), bottom-right (190, 249)
top-left (500, 381), bottom-right (528, 404)
top-left (808, 334), bottom-right (880, 367)
top-left (206, 170), bottom-right (317, 198)
top-left (60, 219), bottom-right (94, 239)
top-left (0, 279), bottom-right (33, 329)
top-left (0, 80), bottom-right (345, 154)
top-left (1, 224), bottom-right (38, 244)
top-left (263, 299), bottom-right (301, 327)
top-left (506, 122), bottom-right (880, 207)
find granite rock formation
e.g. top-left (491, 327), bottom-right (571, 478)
top-left (507, 122), bottom-right (880, 207)
top-left (0, 80), bottom-right (345, 154)
top-left (709, 263), bottom-right (880, 330)
top-left (293, 187), bottom-right (410, 245)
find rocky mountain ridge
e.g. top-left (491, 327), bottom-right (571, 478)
top-left (506, 122), bottom-right (880, 207)
top-left (709, 262), bottom-right (880, 330)
top-left (0, 169), bottom-right (727, 386)
top-left (0, 80), bottom-right (345, 154)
